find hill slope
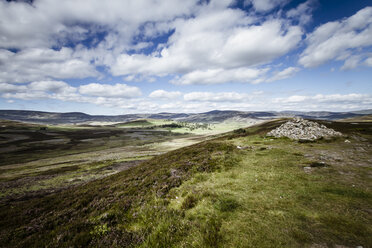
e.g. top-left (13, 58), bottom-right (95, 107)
top-left (339, 114), bottom-right (372, 122)
top-left (0, 120), bottom-right (371, 247)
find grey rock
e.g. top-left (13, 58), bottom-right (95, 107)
top-left (267, 117), bottom-right (342, 141)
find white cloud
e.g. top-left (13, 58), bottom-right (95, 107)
top-left (79, 83), bottom-right (141, 98)
top-left (341, 55), bottom-right (363, 70)
top-left (270, 93), bottom-right (372, 111)
top-left (0, 0), bottom-right (199, 49)
top-left (0, 0), bottom-right (304, 86)
top-left (219, 21), bottom-right (302, 67)
top-left (184, 92), bottom-right (248, 102)
top-left (0, 0), bottom-right (202, 84)
top-left (0, 83), bottom-right (27, 94)
top-left (0, 80), bottom-right (78, 100)
top-left (1, 0), bottom-right (371, 114)
top-left (0, 81), bottom-right (76, 96)
top-left (0, 48), bottom-right (98, 83)
top-left (299, 7), bottom-right (372, 68)
top-left (3, 80), bottom-right (371, 112)
top-left (149, 90), bottom-right (181, 99)
top-left (172, 68), bottom-right (268, 85)
top-left (244, 0), bottom-right (290, 12)
top-left (286, 0), bottom-right (317, 26)
top-left (274, 93), bottom-right (372, 104)
top-left (365, 56), bottom-right (372, 67)
top-left (266, 67), bottom-right (300, 82)
top-left (112, 16), bottom-right (302, 84)
top-left (28, 81), bottom-right (76, 93)
top-left (1, 81), bottom-right (143, 109)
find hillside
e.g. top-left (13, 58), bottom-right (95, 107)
top-left (0, 109), bottom-right (370, 124)
top-left (339, 115), bottom-right (372, 122)
top-left (0, 120), bottom-right (371, 247)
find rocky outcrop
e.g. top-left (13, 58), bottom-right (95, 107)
top-left (267, 117), bottom-right (342, 141)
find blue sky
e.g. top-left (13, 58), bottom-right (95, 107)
top-left (0, 0), bottom-right (371, 114)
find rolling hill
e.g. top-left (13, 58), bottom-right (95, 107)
top-left (0, 119), bottom-right (371, 247)
top-left (0, 109), bottom-right (371, 124)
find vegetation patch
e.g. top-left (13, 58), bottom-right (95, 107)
top-left (214, 196), bottom-right (240, 212)
top-left (308, 161), bottom-right (328, 167)
top-left (38, 165), bottom-right (80, 175)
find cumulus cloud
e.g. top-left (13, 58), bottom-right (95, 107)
top-left (142, 92), bottom-right (372, 112)
top-left (1, 81), bottom-right (142, 109)
top-left (340, 55), bottom-right (363, 70)
top-left (365, 56), bottom-right (372, 67)
top-left (286, 0), bottom-right (317, 26)
top-left (274, 93), bottom-right (372, 104)
top-left (0, 81), bottom-right (75, 95)
top-left (299, 7), bottom-right (372, 68)
top-left (244, 0), bottom-right (290, 12)
top-left (79, 83), bottom-right (141, 98)
top-left (149, 90), bottom-right (181, 99)
top-left (0, 83), bottom-right (27, 94)
top-left (0, 48), bottom-right (98, 83)
top-left (112, 16), bottom-right (302, 84)
top-left (0, 0), bottom-right (305, 86)
top-left (2, 0), bottom-right (371, 113)
top-left (270, 93), bottom-right (372, 111)
top-left (28, 81), bottom-right (76, 93)
top-left (184, 92), bottom-right (248, 102)
top-left (0, 0), bottom-right (201, 84)
top-left (266, 67), bottom-right (300, 82)
top-left (0, 0), bottom-right (199, 49)
top-left (172, 68), bottom-right (268, 85)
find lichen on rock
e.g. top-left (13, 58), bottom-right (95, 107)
top-left (267, 117), bottom-right (342, 141)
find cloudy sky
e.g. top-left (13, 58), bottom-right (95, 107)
top-left (0, 0), bottom-right (372, 114)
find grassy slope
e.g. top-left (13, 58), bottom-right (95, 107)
top-left (0, 120), bottom-right (371, 247)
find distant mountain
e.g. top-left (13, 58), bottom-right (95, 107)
top-left (0, 110), bottom-right (134, 124)
top-left (0, 109), bottom-right (369, 124)
top-left (351, 109), bottom-right (372, 115)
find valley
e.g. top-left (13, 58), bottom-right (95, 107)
top-left (0, 118), bottom-right (250, 202)
top-left (0, 117), bottom-right (371, 247)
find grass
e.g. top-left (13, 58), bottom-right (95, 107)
top-left (115, 119), bottom-right (154, 127)
top-left (0, 119), bottom-right (371, 247)
top-left (114, 118), bottom-right (260, 136)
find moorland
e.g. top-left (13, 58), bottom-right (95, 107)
top-left (0, 110), bottom-right (371, 247)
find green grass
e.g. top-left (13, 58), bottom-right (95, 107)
top-left (116, 119), bottom-right (154, 127)
top-left (115, 118), bottom-right (258, 136)
top-left (0, 120), bottom-right (371, 247)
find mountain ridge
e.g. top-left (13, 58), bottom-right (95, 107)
top-left (0, 109), bottom-right (371, 124)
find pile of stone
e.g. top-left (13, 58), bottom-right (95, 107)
top-left (267, 117), bottom-right (342, 141)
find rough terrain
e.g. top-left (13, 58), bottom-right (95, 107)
top-left (0, 119), bottom-right (371, 247)
top-left (267, 117), bottom-right (343, 141)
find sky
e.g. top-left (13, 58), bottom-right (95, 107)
top-left (0, 0), bottom-right (371, 115)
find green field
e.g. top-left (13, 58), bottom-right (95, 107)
top-left (113, 118), bottom-right (259, 135)
top-left (0, 119), bottom-right (371, 247)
